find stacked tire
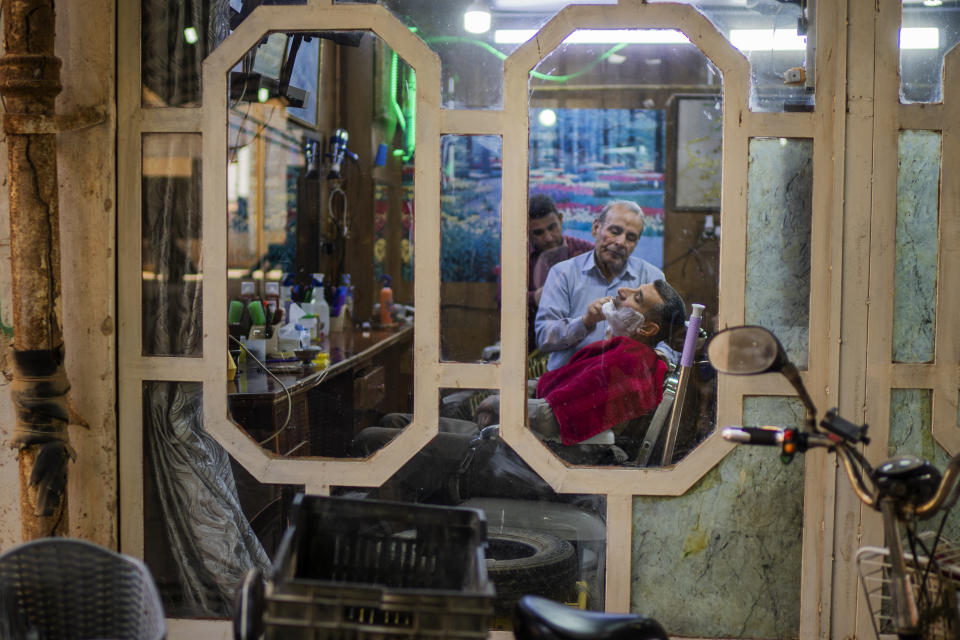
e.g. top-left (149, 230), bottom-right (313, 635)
top-left (485, 528), bottom-right (578, 617)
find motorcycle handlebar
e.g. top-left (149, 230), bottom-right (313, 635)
top-left (721, 426), bottom-right (784, 446)
top-left (723, 423), bottom-right (960, 517)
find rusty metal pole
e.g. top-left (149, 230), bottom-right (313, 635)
top-left (0, 0), bottom-right (72, 539)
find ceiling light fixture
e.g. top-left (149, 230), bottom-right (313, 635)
top-left (464, 1), bottom-right (492, 35)
top-left (899, 27), bottom-right (940, 49)
top-left (730, 27), bottom-right (938, 51)
top-left (494, 28), bottom-right (688, 45)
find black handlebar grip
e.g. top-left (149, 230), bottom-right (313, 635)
top-left (722, 426), bottom-right (784, 446)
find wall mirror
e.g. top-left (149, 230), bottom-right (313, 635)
top-left (524, 27), bottom-right (721, 469)
top-left (225, 28), bottom-right (416, 460)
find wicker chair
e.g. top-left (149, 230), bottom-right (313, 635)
top-left (0, 537), bottom-right (166, 640)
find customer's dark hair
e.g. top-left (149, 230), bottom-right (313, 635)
top-left (647, 279), bottom-right (686, 345)
top-left (529, 193), bottom-right (559, 220)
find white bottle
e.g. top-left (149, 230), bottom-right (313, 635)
top-left (312, 273), bottom-right (330, 339)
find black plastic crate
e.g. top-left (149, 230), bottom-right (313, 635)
top-left (260, 494), bottom-right (495, 639)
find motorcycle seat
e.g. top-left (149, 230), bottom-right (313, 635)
top-left (513, 595), bottom-right (669, 640)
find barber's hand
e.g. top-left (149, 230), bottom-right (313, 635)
top-left (582, 296), bottom-right (612, 330)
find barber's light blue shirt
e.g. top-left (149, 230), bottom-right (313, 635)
top-left (535, 250), bottom-right (665, 371)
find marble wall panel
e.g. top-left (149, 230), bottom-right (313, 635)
top-left (631, 396), bottom-right (804, 638)
top-left (893, 130), bottom-right (940, 364)
top-left (887, 389), bottom-right (960, 543)
top-left (745, 138), bottom-right (813, 369)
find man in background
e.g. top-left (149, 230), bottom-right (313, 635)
top-left (524, 194), bottom-right (593, 352)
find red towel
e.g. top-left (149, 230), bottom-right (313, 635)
top-left (536, 337), bottom-right (667, 445)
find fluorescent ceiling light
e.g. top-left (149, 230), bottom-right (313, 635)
top-left (538, 109), bottom-right (557, 126)
top-left (495, 26), bottom-right (940, 51)
top-left (494, 28), bottom-right (688, 45)
top-left (464, 2), bottom-right (492, 34)
top-left (729, 29), bottom-right (806, 51)
top-left (730, 27), bottom-right (938, 51)
top-left (493, 0), bottom-right (613, 8)
top-left (900, 27), bottom-right (939, 50)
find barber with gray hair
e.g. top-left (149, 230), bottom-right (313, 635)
top-left (535, 200), bottom-right (664, 371)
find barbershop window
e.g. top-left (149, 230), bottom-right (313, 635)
top-left (900, 2), bottom-right (960, 104)
top-left (130, 1), bottom-right (813, 634)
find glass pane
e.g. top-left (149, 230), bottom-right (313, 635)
top-left (440, 135), bottom-right (502, 362)
top-left (142, 134), bottom-right (203, 357)
top-left (900, 3), bottom-right (960, 104)
top-left (529, 29), bottom-right (718, 468)
top-left (341, 0), bottom-right (618, 109)
top-left (143, 381), bottom-right (276, 618)
top-left (893, 130), bottom-right (940, 364)
top-left (632, 396), bottom-right (804, 637)
top-left (226, 31), bottom-right (416, 459)
top-left (649, 0), bottom-right (814, 112)
top-left (336, 435), bottom-right (607, 622)
top-left (890, 388), bottom-right (935, 458)
top-left (888, 389), bottom-right (960, 542)
top-left (140, 0), bottom-right (305, 107)
top-left (745, 137), bottom-right (813, 368)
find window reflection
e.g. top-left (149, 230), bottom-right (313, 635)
top-left (440, 135), bottom-right (502, 363)
top-left (647, 0), bottom-right (814, 112)
top-left (528, 30), bottom-right (719, 467)
top-left (142, 134), bottom-right (203, 357)
top-left (901, 4), bottom-right (960, 104)
top-left (226, 30), bottom-right (416, 459)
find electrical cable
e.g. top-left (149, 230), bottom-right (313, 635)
top-left (328, 185), bottom-right (348, 238)
top-left (229, 334), bottom-right (290, 445)
top-left (424, 36), bottom-right (628, 83)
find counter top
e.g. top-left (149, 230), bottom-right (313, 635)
top-left (228, 322), bottom-right (413, 401)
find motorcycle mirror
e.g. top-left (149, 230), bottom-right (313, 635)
top-left (706, 326), bottom-right (784, 375)
top-left (708, 325), bottom-right (819, 430)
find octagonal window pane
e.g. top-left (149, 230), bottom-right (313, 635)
top-left (226, 30), bottom-right (415, 459)
top-left (336, 0), bottom-right (618, 109)
top-left (528, 29), bottom-right (719, 468)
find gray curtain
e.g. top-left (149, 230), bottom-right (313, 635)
top-left (145, 381), bottom-right (269, 615)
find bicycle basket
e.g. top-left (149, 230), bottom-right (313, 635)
top-left (856, 533), bottom-right (960, 640)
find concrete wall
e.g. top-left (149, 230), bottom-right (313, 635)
top-left (0, 0), bottom-right (117, 549)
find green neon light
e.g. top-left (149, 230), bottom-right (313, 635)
top-left (384, 36), bottom-right (629, 165)
top-left (389, 50), bottom-right (417, 162)
top-left (389, 52), bottom-right (407, 131)
top-left (403, 67), bottom-right (416, 162)
top-left (424, 36), bottom-right (627, 83)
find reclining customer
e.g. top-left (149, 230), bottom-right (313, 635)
top-left (473, 280), bottom-right (685, 446)
top-left (355, 279), bottom-right (684, 458)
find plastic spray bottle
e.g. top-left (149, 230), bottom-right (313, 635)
top-left (311, 273), bottom-right (330, 340)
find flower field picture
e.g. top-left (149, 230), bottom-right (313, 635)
top-left (440, 109), bottom-right (665, 283)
